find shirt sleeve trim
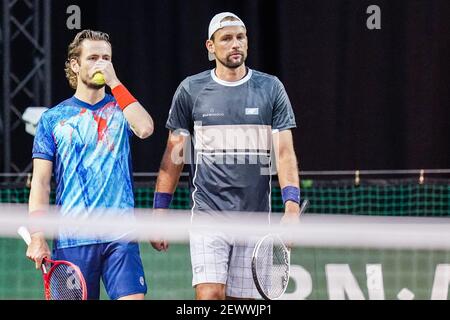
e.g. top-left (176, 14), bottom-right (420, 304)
top-left (272, 125), bottom-right (297, 133)
top-left (32, 153), bottom-right (54, 162)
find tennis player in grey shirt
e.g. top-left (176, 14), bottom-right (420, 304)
top-left (152, 12), bottom-right (301, 300)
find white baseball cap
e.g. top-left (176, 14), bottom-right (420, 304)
top-left (207, 12), bottom-right (246, 61)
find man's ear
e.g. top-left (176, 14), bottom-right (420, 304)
top-left (205, 39), bottom-right (215, 55)
top-left (70, 58), bottom-right (80, 74)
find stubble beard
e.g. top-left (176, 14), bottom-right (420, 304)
top-left (217, 52), bottom-right (247, 69)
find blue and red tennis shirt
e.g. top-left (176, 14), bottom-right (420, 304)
top-left (32, 94), bottom-right (134, 249)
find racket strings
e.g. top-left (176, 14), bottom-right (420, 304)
top-left (255, 237), bottom-right (290, 299)
top-left (273, 245), bottom-right (290, 290)
top-left (49, 264), bottom-right (84, 300)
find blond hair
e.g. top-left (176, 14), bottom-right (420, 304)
top-left (64, 30), bottom-right (111, 89)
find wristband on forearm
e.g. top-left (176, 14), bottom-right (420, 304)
top-left (281, 186), bottom-right (301, 205)
top-left (153, 192), bottom-right (173, 209)
top-left (111, 84), bottom-right (137, 111)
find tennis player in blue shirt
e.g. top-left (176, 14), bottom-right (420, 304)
top-left (26, 30), bottom-right (153, 300)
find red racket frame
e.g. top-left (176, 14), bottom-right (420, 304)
top-left (41, 258), bottom-right (88, 300)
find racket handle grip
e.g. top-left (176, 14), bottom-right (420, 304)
top-left (300, 199), bottom-right (310, 214)
top-left (17, 226), bottom-right (32, 245)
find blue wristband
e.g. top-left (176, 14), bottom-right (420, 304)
top-left (281, 186), bottom-right (300, 205)
top-left (153, 192), bottom-right (173, 209)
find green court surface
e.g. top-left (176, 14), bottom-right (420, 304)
top-left (2, 239), bottom-right (449, 300)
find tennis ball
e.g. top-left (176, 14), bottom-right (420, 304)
top-left (92, 72), bottom-right (105, 85)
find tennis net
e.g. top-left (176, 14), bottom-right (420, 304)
top-left (2, 171), bottom-right (449, 215)
top-left (0, 171), bottom-right (449, 300)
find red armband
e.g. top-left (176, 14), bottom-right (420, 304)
top-left (111, 84), bottom-right (137, 111)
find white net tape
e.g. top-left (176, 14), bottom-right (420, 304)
top-left (1, 204), bottom-right (450, 250)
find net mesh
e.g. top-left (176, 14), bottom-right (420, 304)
top-left (1, 178), bottom-right (449, 215)
top-left (1, 175), bottom-right (449, 299)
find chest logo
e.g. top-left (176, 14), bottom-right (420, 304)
top-left (245, 108), bottom-right (259, 115)
top-left (202, 108), bottom-right (225, 118)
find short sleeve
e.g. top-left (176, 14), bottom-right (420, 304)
top-left (32, 112), bottom-right (56, 161)
top-left (272, 77), bottom-right (297, 132)
top-left (165, 80), bottom-right (193, 134)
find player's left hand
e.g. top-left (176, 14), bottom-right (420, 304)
top-left (89, 60), bottom-right (121, 88)
top-left (281, 201), bottom-right (300, 225)
top-left (280, 202), bottom-right (300, 249)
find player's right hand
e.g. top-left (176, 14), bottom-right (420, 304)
top-left (150, 239), bottom-right (169, 252)
top-left (26, 232), bottom-right (51, 269)
top-left (150, 208), bottom-right (170, 252)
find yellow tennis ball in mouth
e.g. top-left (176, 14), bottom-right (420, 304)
top-left (92, 72), bottom-right (105, 85)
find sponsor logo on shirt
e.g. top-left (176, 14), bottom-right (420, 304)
top-left (202, 108), bottom-right (224, 118)
top-left (245, 107), bottom-right (259, 115)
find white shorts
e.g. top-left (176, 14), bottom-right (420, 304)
top-left (189, 231), bottom-right (262, 299)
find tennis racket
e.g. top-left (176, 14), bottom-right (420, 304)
top-left (18, 226), bottom-right (88, 300)
top-left (251, 199), bottom-right (310, 300)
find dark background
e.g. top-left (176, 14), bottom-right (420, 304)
top-left (6, 0), bottom-right (450, 172)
